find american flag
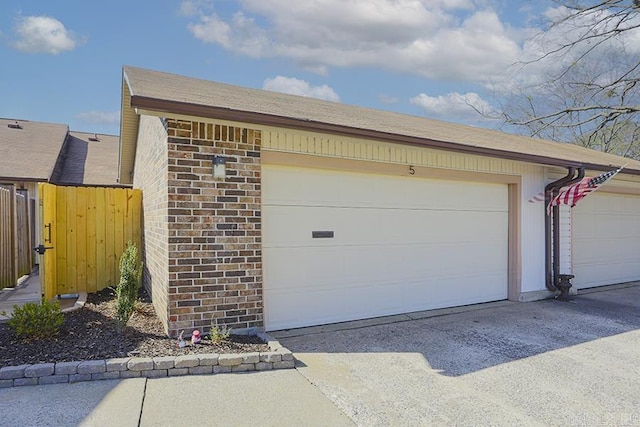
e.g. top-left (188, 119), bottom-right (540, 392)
top-left (527, 191), bottom-right (546, 203)
top-left (547, 166), bottom-right (624, 213)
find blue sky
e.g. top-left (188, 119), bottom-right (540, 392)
top-left (0, 0), bottom-right (554, 136)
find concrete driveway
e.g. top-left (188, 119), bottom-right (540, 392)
top-left (276, 284), bottom-right (640, 426)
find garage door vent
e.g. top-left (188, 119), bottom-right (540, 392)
top-left (312, 231), bottom-right (334, 238)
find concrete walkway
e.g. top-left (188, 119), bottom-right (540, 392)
top-left (0, 369), bottom-right (353, 427)
top-left (0, 271), bottom-right (41, 321)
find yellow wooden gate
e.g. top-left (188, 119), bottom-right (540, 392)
top-left (38, 183), bottom-right (142, 301)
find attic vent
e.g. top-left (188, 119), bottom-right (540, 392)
top-left (7, 122), bottom-right (23, 129)
top-left (88, 134), bottom-right (100, 142)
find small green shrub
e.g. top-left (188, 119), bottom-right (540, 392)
top-left (7, 298), bottom-right (64, 340)
top-left (115, 241), bottom-right (143, 333)
top-left (209, 324), bottom-right (231, 344)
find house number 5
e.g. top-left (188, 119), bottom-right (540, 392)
top-left (409, 165), bottom-right (415, 175)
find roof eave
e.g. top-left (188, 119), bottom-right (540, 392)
top-left (0, 176), bottom-right (49, 183)
top-left (129, 94), bottom-right (639, 176)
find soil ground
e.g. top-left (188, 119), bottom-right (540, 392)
top-left (0, 288), bottom-right (268, 367)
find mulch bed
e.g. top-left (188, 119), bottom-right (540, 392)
top-left (0, 288), bottom-right (268, 367)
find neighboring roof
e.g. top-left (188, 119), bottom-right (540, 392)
top-left (122, 66), bottom-right (640, 175)
top-left (0, 118), bottom-right (69, 181)
top-left (52, 132), bottom-right (120, 186)
top-left (0, 117), bottom-right (123, 186)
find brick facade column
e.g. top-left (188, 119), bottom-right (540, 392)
top-left (165, 119), bottom-right (262, 337)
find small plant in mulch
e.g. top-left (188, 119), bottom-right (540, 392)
top-left (5, 298), bottom-right (64, 340)
top-left (114, 241), bottom-right (143, 333)
top-left (209, 324), bottom-right (232, 345)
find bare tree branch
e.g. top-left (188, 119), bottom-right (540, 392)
top-left (512, 105), bottom-right (640, 126)
top-left (495, 0), bottom-right (640, 159)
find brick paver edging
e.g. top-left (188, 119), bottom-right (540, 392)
top-left (0, 332), bottom-right (295, 388)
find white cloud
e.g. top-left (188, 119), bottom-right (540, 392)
top-left (76, 111), bottom-right (120, 125)
top-left (188, 11), bottom-right (270, 57)
top-left (410, 92), bottom-right (496, 121)
top-left (378, 94), bottom-right (399, 104)
top-left (179, 0), bottom-right (210, 17)
top-left (182, 0), bottom-right (523, 83)
top-left (263, 76), bottom-right (340, 102)
top-left (13, 16), bottom-right (82, 54)
top-left (435, 0), bottom-right (474, 9)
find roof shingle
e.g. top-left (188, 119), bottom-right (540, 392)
top-left (0, 118), bottom-right (69, 181)
top-left (52, 131), bottom-right (120, 186)
top-left (123, 66), bottom-right (640, 174)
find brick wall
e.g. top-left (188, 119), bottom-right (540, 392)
top-left (133, 116), bottom-right (170, 332)
top-left (164, 118), bottom-right (263, 337)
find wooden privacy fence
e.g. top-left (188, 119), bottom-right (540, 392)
top-left (15, 190), bottom-right (31, 279)
top-left (0, 185), bottom-right (32, 289)
top-left (39, 183), bottom-right (142, 301)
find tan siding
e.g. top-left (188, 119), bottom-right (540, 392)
top-left (118, 79), bottom-right (140, 185)
top-left (261, 126), bottom-right (536, 177)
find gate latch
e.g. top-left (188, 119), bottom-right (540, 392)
top-left (34, 244), bottom-right (54, 255)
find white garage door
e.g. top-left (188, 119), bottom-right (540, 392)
top-left (573, 192), bottom-right (640, 289)
top-left (262, 165), bottom-right (509, 331)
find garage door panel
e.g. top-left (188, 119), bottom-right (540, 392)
top-left (264, 167), bottom-right (507, 211)
top-left (264, 256), bottom-right (507, 331)
top-left (263, 165), bottom-right (509, 330)
top-left (578, 193), bottom-right (640, 213)
top-left (264, 242), bottom-right (507, 292)
top-left (264, 206), bottom-right (507, 247)
top-left (574, 238), bottom-right (640, 263)
top-left (573, 192), bottom-right (640, 288)
top-left (571, 263), bottom-right (640, 288)
top-left (574, 214), bottom-right (639, 238)
top-left (265, 275), bottom-right (508, 331)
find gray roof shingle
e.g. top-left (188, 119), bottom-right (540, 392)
top-left (0, 118), bottom-right (121, 186)
top-left (53, 132), bottom-right (120, 186)
top-left (0, 118), bottom-right (69, 181)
